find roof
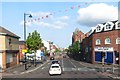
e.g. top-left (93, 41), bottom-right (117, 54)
top-left (0, 26), bottom-right (20, 38)
top-left (18, 41), bottom-right (25, 45)
top-left (51, 63), bottom-right (60, 66)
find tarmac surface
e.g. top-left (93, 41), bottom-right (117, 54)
top-left (1, 58), bottom-right (120, 79)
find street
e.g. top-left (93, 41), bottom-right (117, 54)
top-left (2, 56), bottom-right (114, 79)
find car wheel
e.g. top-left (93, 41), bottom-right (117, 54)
top-left (49, 74), bottom-right (52, 76)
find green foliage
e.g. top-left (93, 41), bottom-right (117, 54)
top-left (26, 30), bottom-right (43, 51)
top-left (55, 48), bottom-right (61, 53)
top-left (68, 41), bottom-right (80, 54)
top-left (43, 47), bottom-right (48, 56)
top-left (72, 41), bottom-right (80, 53)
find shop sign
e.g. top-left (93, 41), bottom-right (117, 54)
top-left (94, 47), bottom-right (113, 51)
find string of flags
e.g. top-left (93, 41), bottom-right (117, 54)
top-left (26, 2), bottom-right (90, 23)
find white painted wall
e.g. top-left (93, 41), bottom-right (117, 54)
top-left (42, 40), bottom-right (50, 51)
top-left (0, 53), bottom-right (2, 68)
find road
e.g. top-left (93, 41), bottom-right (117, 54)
top-left (2, 56), bottom-right (114, 79)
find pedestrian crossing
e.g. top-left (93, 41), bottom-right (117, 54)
top-left (62, 67), bottom-right (96, 72)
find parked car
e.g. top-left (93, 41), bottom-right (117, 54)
top-left (49, 64), bottom-right (62, 75)
top-left (51, 60), bottom-right (60, 64)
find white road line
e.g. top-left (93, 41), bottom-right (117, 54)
top-left (69, 59), bottom-right (76, 68)
top-left (42, 67), bottom-right (45, 69)
top-left (21, 60), bottom-right (49, 74)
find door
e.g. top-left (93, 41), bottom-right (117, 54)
top-left (104, 52), bottom-right (113, 64)
top-left (95, 52), bottom-right (102, 62)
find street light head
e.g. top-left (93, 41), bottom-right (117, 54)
top-left (29, 14), bottom-right (32, 18)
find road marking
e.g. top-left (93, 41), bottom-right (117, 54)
top-left (42, 67), bottom-right (45, 69)
top-left (21, 60), bottom-right (49, 74)
top-left (62, 59), bottom-right (64, 71)
top-left (69, 59), bottom-right (76, 68)
top-left (48, 63), bottom-right (50, 64)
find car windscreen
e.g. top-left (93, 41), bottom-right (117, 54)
top-left (51, 66), bottom-right (59, 68)
top-left (52, 61), bottom-right (58, 64)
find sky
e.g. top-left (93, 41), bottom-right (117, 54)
top-left (0, 0), bottom-right (119, 48)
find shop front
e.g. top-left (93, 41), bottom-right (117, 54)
top-left (94, 47), bottom-right (114, 64)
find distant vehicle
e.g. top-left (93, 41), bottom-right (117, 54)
top-left (51, 60), bottom-right (60, 64)
top-left (49, 64), bottom-right (62, 75)
top-left (63, 55), bottom-right (66, 58)
top-left (50, 56), bottom-right (54, 60)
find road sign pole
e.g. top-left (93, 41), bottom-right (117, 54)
top-left (102, 57), bottom-right (104, 73)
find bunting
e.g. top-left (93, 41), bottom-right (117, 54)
top-left (26, 3), bottom-right (90, 23)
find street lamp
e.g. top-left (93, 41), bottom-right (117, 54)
top-left (24, 13), bottom-right (32, 70)
top-left (24, 13), bottom-right (32, 41)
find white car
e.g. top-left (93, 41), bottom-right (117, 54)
top-left (49, 64), bottom-right (62, 75)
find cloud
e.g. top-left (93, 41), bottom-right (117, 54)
top-left (77, 3), bottom-right (118, 27)
top-left (29, 11), bottom-right (52, 17)
top-left (34, 20), bottom-right (68, 29)
top-left (20, 20), bottom-right (32, 26)
top-left (58, 16), bottom-right (69, 21)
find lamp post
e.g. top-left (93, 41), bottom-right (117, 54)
top-left (24, 13), bottom-right (32, 70)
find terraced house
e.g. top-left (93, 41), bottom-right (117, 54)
top-left (0, 26), bottom-right (20, 71)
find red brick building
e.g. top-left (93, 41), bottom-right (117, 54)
top-left (19, 41), bottom-right (26, 60)
top-left (72, 28), bottom-right (85, 44)
top-left (82, 20), bottom-right (120, 64)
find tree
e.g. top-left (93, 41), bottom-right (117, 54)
top-left (55, 48), bottom-right (61, 53)
top-left (26, 30), bottom-right (43, 52)
top-left (72, 41), bottom-right (80, 54)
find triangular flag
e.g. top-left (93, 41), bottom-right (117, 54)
top-left (71, 6), bottom-right (74, 9)
top-left (46, 15), bottom-right (48, 18)
top-left (78, 5), bottom-right (80, 8)
top-left (38, 18), bottom-right (40, 20)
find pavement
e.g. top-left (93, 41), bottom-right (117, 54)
top-left (1, 60), bottom-right (49, 76)
top-left (79, 61), bottom-right (120, 79)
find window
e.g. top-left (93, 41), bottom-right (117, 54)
top-left (97, 26), bottom-right (101, 31)
top-left (85, 47), bottom-right (88, 52)
top-left (105, 38), bottom-right (111, 44)
top-left (115, 21), bottom-right (120, 29)
top-left (104, 22), bottom-right (114, 31)
top-left (106, 23), bottom-right (111, 29)
top-left (116, 37), bottom-right (120, 44)
top-left (118, 22), bottom-right (120, 28)
top-left (89, 41), bottom-right (92, 46)
top-left (96, 39), bottom-right (101, 45)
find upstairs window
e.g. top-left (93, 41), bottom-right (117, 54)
top-left (96, 24), bottom-right (104, 32)
top-left (115, 21), bottom-right (120, 29)
top-left (104, 22), bottom-right (114, 31)
top-left (118, 22), bottom-right (120, 28)
top-left (96, 39), bottom-right (101, 45)
top-left (116, 37), bottom-right (120, 44)
top-left (106, 23), bottom-right (111, 29)
top-left (105, 38), bottom-right (111, 44)
top-left (97, 26), bottom-right (101, 31)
